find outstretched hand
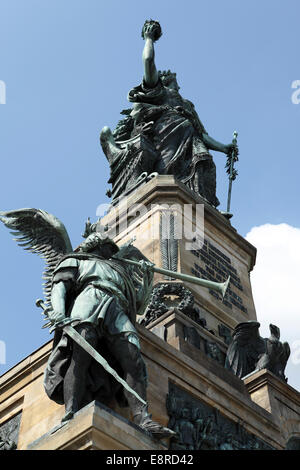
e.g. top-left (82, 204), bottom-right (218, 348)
top-left (142, 20), bottom-right (162, 42)
top-left (143, 24), bottom-right (156, 40)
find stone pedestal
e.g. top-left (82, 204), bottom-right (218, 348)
top-left (0, 322), bottom-right (285, 451)
top-left (244, 369), bottom-right (300, 447)
top-left (28, 401), bottom-right (166, 450)
top-left (146, 308), bottom-right (228, 374)
top-left (1, 176), bottom-right (299, 451)
top-left (101, 175), bottom-right (257, 338)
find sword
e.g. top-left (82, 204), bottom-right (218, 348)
top-left (36, 299), bottom-right (147, 406)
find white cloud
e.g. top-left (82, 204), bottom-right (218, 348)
top-left (245, 223), bottom-right (300, 390)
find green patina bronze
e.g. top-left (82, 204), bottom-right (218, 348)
top-left (225, 131), bottom-right (239, 216)
top-left (0, 207), bottom-right (225, 437)
top-left (0, 21), bottom-right (292, 447)
top-left (0, 209), bottom-right (174, 436)
top-left (100, 20), bottom-right (238, 208)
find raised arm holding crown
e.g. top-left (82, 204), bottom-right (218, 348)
top-left (100, 20), bottom-right (238, 208)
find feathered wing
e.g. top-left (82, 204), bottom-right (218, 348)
top-left (225, 321), bottom-right (265, 378)
top-left (0, 208), bottom-right (73, 307)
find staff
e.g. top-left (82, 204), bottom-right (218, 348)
top-left (226, 131), bottom-right (239, 214)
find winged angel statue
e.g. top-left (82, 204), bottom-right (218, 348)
top-left (0, 208), bottom-right (176, 438)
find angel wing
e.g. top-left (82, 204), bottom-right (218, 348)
top-left (0, 208), bottom-right (73, 307)
top-left (225, 321), bottom-right (265, 378)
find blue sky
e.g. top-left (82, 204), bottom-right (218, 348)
top-left (0, 1), bottom-right (300, 390)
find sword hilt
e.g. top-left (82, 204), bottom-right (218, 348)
top-left (36, 298), bottom-right (54, 329)
top-left (36, 298), bottom-right (47, 311)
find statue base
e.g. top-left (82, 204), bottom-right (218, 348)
top-left (27, 401), bottom-right (167, 450)
top-left (1, 176), bottom-right (299, 451)
top-left (243, 368), bottom-right (300, 447)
